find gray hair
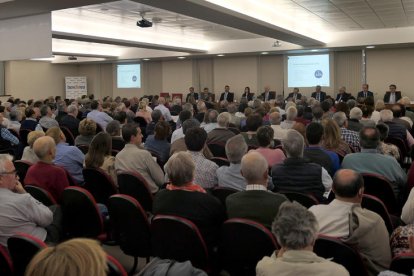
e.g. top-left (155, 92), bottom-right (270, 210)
top-left (165, 152), bottom-right (195, 186)
top-left (9, 110), bottom-right (20, 121)
top-left (33, 136), bottom-right (55, 160)
top-left (106, 120), bottom-right (121, 136)
top-left (57, 101), bottom-right (66, 112)
top-left (282, 129), bottom-right (304, 158)
top-left (0, 154), bottom-right (13, 174)
top-left (346, 99), bottom-right (356, 110)
top-left (269, 112), bottom-right (281, 125)
top-left (217, 112), bottom-right (230, 127)
top-left (286, 106), bottom-right (298, 121)
top-left (40, 105), bottom-right (49, 117)
top-left (208, 110), bottom-right (219, 123)
top-left (227, 103), bottom-right (237, 114)
top-left (241, 151), bottom-right (268, 183)
top-left (332, 111), bottom-right (347, 127)
top-left (272, 201), bottom-right (319, 250)
top-left (350, 107), bottom-right (362, 120)
top-left (380, 109), bottom-right (393, 122)
top-left (182, 119), bottom-right (200, 135)
top-left (67, 104), bottom-right (78, 114)
top-left (225, 135), bottom-right (247, 163)
top-left (182, 103), bottom-right (193, 112)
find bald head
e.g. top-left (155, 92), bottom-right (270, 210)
top-left (158, 97), bottom-right (166, 104)
top-left (33, 136), bottom-right (56, 161)
top-left (241, 151), bottom-right (268, 185)
top-left (333, 169), bottom-right (364, 200)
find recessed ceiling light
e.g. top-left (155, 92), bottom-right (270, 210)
top-left (311, 49), bottom-right (319, 52)
top-left (261, 52), bottom-right (269, 55)
top-left (142, 58), bottom-right (150, 61)
top-left (366, 45), bottom-right (375, 49)
top-left (217, 54), bottom-right (225, 57)
top-left (177, 56), bottom-right (186, 59)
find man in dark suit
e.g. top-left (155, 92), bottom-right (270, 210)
top-left (357, 84), bottom-right (374, 100)
top-left (219, 85), bottom-right (234, 102)
top-left (200, 87), bottom-right (214, 102)
top-left (185, 87), bottom-right (199, 102)
top-left (226, 151), bottom-right (288, 228)
top-left (260, 86), bottom-right (276, 102)
top-left (384, 84), bottom-right (402, 104)
top-left (311, 85), bottom-right (327, 102)
top-left (335, 86), bottom-right (352, 102)
top-left (285, 87), bottom-right (302, 101)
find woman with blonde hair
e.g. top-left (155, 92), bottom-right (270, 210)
top-left (136, 100), bottom-right (152, 124)
top-left (321, 118), bottom-right (352, 156)
top-left (25, 238), bottom-right (107, 276)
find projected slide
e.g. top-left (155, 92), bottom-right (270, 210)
top-left (117, 64), bottom-right (141, 88)
top-left (287, 54), bottom-right (330, 87)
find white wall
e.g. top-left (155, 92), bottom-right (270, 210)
top-left (161, 60), bottom-right (193, 93)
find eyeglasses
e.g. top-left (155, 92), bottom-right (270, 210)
top-left (0, 170), bottom-right (17, 175)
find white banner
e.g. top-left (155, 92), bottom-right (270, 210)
top-left (65, 76), bottom-right (87, 99)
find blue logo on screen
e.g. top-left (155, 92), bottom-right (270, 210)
top-left (314, 70), bottom-right (323, 78)
top-left (132, 75), bottom-right (137, 82)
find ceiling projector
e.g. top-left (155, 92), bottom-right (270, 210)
top-left (137, 19), bottom-right (153, 28)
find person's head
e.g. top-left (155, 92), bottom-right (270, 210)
top-left (321, 119), bottom-right (341, 148)
top-left (25, 238), bottom-right (107, 276)
top-left (375, 100), bottom-right (386, 111)
top-left (282, 129), bottom-right (304, 158)
top-left (339, 86), bottom-right (346, 94)
top-left (225, 134), bottom-right (247, 164)
top-left (362, 83), bottom-right (369, 92)
top-left (25, 107), bottom-right (38, 119)
top-left (256, 126), bottom-right (274, 147)
top-left (67, 105), bottom-right (78, 117)
top-left (85, 132), bottom-right (112, 168)
top-left (9, 110), bottom-right (21, 122)
top-left (0, 154), bottom-right (18, 190)
top-left (165, 152), bottom-right (195, 186)
top-left (315, 85), bottom-right (321, 92)
top-left (40, 105), bottom-right (52, 117)
top-left (189, 87), bottom-right (194, 93)
top-left (332, 169), bottom-right (364, 202)
top-left (389, 84), bottom-right (397, 92)
top-left (138, 100), bottom-right (147, 111)
top-left (227, 103), bottom-right (237, 114)
top-left (151, 110), bottom-right (163, 123)
top-left (78, 119), bottom-right (97, 137)
top-left (347, 99), bottom-right (356, 110)
top-left (380, 109), bottom-right (393, 122)
top-left (246, 113), bottom-right (262, 132)
top-left (203, 87), bottom-right (209, 93)
top-left (182, 103), bottom-right (194, 113)
top-left (293, 87), bottom-right (299, 94)
top-left (33, 136), bottom-right (56, 162)
top-left (91, 100), bottom-right (100, 110)
top-left (359, 126), bottom-right (380, 149)
top-left (225, 85), bottom-right (230, 92)
top-left (178, 110), bottom-right (192, 124)
top-left (27, 131), bottom-right (45, 149)
top-left (350, 107), bottom-right (362, 120)
top-left (241, 151), bottom-right (269, 185)
top-left (46, 127), bottom-right (65, 144)
top-left (320, 100), bottom-right (332, 113)
top-left (217, 112), bottom-right (230, 128)
top-left (122, 123), bottom-right (142, 145)
top-left (269, 112), bottom-right (281, 125)
top-left (391, 104), bottom-right (404, 118)
top-left (306, 122), bottom-right (324, 145)
top-left (312, 106), bottom-right (323, 120)
top-left (272, 201), bottom-right (318, 250)
top-left (244, 87), bottom-right (250, 93)
top-left (185, 127), bottom-right (207, 152)
top-left (181, 119), bottom-right (199, 135)
top-left (113, 111), bottom-right (127, 124)
top-left (207, 109), bottom-right (219, 123)
top-left (158, 97), bottom-right (166, 105)
top-left (376, 123), bottom-right (389, 142)
top-left (154, 121), bottom-right (171, 140)
top-left (332, 112), bottom-right (347, 128)
top-left (335, 102), bottom-right (349, 116)
top-left (105, 120), bottom-right (121, 137)
top-left (285, 106), bottom-right (298, 121)
top-left (264, 86), bottom-right (270, 93)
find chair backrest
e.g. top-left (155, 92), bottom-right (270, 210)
top-left (0, 245), bottom-right (13, 276)
top-left (117, 171), bottom-right (154, 212)
top-left (280, 192), bottom-right (319, 208)
top-left (13, 160), bottom-right (32, 183)
top-left (18, 129), bottom-right (31, 147)
top-left (76, 144), bottom-right (89, 154)
top-left (25, 185), bottom-right (57, 206)
top-left (390, 253), bottom-right (414, 275)
top-left (361, 194), bottom-right (394, 234)
top-left (207, 142), bottom-right (226, 158)
top-left (61, 186), bottom-right (104, 239)
top-left (107, 254), bottom-right (128, 276)
top-left (7, 233), bottom-right (48, 276)
top-left (219, 218), bottom-right (278, 275)
top-left (160, 92), bottom-right (170, 98)
top-left (314, 235), bottom-right (368, 276)
top-left (361, 173), bottom-right (399, 214)
top-left (60, 126), bottom-right (75, 146)
top-left (210, 157), bottom-right (230, 167)
top-left (108, 194), bottom-right (151, 258)
top-left (210, 187), bottom-right (238, 206)
top-left (83, 168), bottom-right (117, 206)
top-left (151, 214), bottom-right (209, 271)
top-left (171, 93), bottom-right (183, 102)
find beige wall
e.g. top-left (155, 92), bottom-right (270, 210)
top-left (367, 48), bottom-right (414, 100)
top-left (258, 55), bottom-right (284, 96)
top-left (335, 51), bottom-right (362, 97)
top-left (161, 60), bottom-right (192, 94)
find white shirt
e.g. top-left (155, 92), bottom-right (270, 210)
top-left (171, 128), bottom-right (184, 144)
top-left (154, 104), bottom-right (172, 122)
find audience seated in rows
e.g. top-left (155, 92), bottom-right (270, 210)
top-left (256, 201), bottom-right (349, 276)
top-left (115, 123), bottom-right (164, 194)
top-left (226, 151), bottom-right (288, 228)
top-left (46, 127), bottom-right (85, 184)
top-left (309, 169), bottom-right (391, 275)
